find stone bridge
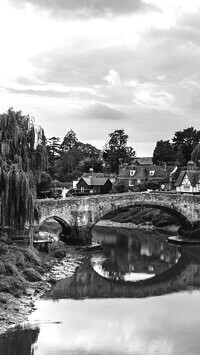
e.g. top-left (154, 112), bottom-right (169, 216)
top-left (36, 192), bottom-right (200, 237)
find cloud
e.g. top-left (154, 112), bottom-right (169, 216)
top-left (80, 103), bottom-right (127, 120)
top-left (15, 76), bottom-right (42, 86)
top-left (5, 87), bottom-right (72, 98)
top-left (104, 69), bottom-right (121, 86)
top-left (133, 83), bottom-right (175, 110)
top-left (10, 0), bottom-right (157, 17)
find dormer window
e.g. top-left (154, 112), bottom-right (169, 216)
top-left (130, 170), bottom-right (136, 176)
top-left (149, 170), bottom-right (155, 176)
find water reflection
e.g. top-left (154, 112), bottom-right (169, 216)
top-left (2, 228), bottom-right (200, 355)
top-left (91, 226), bottom-right (181, 282)
top-left (0, 325), bottom-right (39, 355)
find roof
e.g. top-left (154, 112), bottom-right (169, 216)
top-left (119, 164), bottom-right (176, 181)
top-left (91, 177), bottom-right (109, 186)
top-left (132, 157), bottom-right (153, 165)
top-left (78, 175), bottom-right (112, 187)
top-left (82, 172), bottom-right (105, 178)
top-left (175, 170), bottom-right (200, 187)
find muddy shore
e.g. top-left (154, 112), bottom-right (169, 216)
top-left (0, 246), bottom-right (85, 335)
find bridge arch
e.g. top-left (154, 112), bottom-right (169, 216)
top-left (39, 215), bottom-right (72, 241)
top-left (90, 202), bottom-right (192, 232)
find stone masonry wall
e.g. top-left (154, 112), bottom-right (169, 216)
top-left (36, 192), bottom-right (200, 232)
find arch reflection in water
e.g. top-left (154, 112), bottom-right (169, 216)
top-left (91, 226), bottom-right (181, 282)
top-left (48, 229), bottom-right (200, 301)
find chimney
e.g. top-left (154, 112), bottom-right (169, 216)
top-left (89, 168), bottom-right (94, 176)
top-left (187, 161), bottom-right (196, 171)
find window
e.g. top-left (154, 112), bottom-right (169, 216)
top-left (129, 179), bottom-right (134, 186)
top-left (130, 170), bottom-right (136, 176)
top-left (183, 185), bottom-right (190, 190)
top-left (81, 186), bottom-right (84, 193)
top-left (149, 170), bottom-right (155, 176)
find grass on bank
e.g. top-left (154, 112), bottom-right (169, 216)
top-left (0, 241), bottom-right (67, 298)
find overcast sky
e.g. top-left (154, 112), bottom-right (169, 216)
top-left (1, 0), bottom-right (200, 156)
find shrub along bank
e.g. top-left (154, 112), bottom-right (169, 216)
top-left (103, 207), bottom-right (180, 230)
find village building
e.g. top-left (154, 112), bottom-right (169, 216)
top-left (175, 161), bottom-right (200, 194)
top-left (76, 169), bottom-right (113, 195)
top-left (118, 163), bottom-right (178, 192)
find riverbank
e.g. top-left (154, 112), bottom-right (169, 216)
top-left (96, 219), bottom-right (179, 233)
top-left (0, 242), bottom-right (85, 334)
top-left (102, 206), bottom-right (180, 232)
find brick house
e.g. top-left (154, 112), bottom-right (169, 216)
top-left (118, 163), bottom-right (177, 191)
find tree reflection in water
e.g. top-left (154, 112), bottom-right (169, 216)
top-left (91, 226), bottom-right (181, 281)
top-left (0, 325), bottom-right (40, 355)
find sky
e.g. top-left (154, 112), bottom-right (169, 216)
top-left (0, 0), bottom-right (200, 156)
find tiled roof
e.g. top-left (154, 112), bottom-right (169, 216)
top-left (133, 157), bottom-right (153, 165)
top-left (81, 176), bottom-right (111, 186)
top-left (82, 173), bottom-right (105, 178)
top-left (119, 164), bottom-right (176, 181)
top-left (82, 177), bottom-right (92, 185)
top-left (175, 171), bottom-right (200, 187)
top-left (91, 177), bottom-right (109, 186)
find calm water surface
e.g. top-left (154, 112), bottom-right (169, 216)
top-left (1, 226), bottom-right (200, 355)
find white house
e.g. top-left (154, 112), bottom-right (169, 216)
top-left (175, 161), bottom-right (200, 193)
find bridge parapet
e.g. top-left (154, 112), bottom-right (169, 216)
top-left (36, 192), bottom-right (200, 236)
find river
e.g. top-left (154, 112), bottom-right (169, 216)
top-left (1, 226), bottom-right (200, 355)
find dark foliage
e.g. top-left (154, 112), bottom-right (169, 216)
top-left (0, 108), bottom-right (47, 229)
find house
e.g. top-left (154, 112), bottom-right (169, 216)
top-left (175, 161), bottom-right (200, 194)
top-left (118, 163), bottom-right (177, 191)
top-left (76, 169), bottom-right (113, 195)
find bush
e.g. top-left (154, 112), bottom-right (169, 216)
top-left (0, 276), bottom-right (26, 297)
top-left (23, 268), bottom-right (42, 282)
top-left (49, 241), bottom-right (66, 259)
top-left (0, 262), bottom-right (6, 275)
top-left (0, 243), bottom-right (9, 255)
top-left (22, 247), bottom-right (42, 266)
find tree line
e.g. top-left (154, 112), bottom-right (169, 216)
top-left (45, 128), bottom-right (135, 183)
top-left (153, 127), bottom-right (200, 167)
top-left (1, 108), bottom-right (200, 230)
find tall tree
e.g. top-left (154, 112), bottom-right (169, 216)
top-left (103, 129), bottom-right (135, 173)
top-left (46, 137), bottom-right (61, 165)
top-left (152, 140), bottom-right (175, 165)
top-left (172, 127), bottom-right (200, 163)
top-left (0, 108), bottom-right (47, 230)
top-left (191, 143), bottom-right (200, 167)
top-left (175, 145), bottom-right (187, 167)
top-left (83, 158), bottom-right (103, 173)
top-left (55, 148), bottom-right (84, 181)
top-left (77, 142), bottom-right (100, 159)
top-left (61, 130), bottom-right (78, 152)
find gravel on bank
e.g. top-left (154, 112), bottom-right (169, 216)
top-left (0, 243), bottom-right (85, 334)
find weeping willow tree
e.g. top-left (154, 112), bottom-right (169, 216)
top-left (0, 108), bottom-right (47, 230)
